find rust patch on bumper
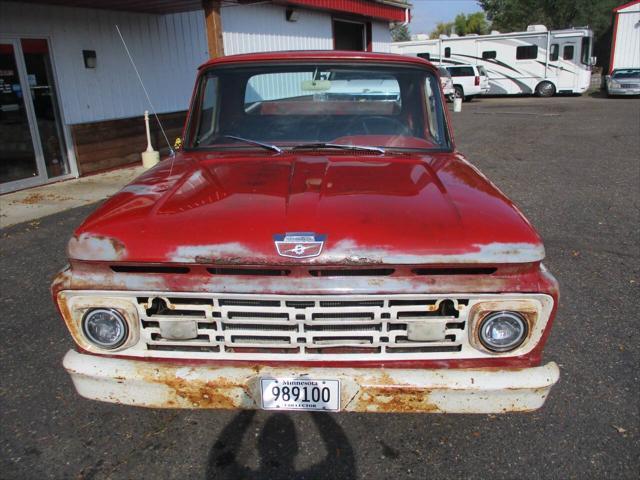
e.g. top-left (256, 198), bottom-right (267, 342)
top-left (139, 366), bottom-right (253, 409)
top-left (355, 387), bottom-right (440, 413)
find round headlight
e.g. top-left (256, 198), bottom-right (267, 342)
top-left (82, 308), bottom-right (128, 349)
top-left (478, 311), bottom-right (528, 352)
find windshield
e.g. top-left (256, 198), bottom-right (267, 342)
top-left (188, 63), bottom-right (450, 152)
top-left (612, 69), bottom-right (640, 79)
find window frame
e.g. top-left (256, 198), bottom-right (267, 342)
top-left (549, 44), bottom-right (559, 62)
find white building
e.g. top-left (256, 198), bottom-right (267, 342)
top-left (610, 0), bottom-right (640, 73)
top-left (0, 0), bottom-right (409, 193)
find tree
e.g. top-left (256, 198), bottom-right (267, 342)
top-left (391, 23), bottom-right (411, 42)
top-left (455, 12), bottom-right (490, 36)
top-left (430, 12), bottom-right (490, 39)
top-left (430, 21), bottom-right (454, 39)
top-left (479, 0), bottom-right (625, 36)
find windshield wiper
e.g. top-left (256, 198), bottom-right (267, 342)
top-left (290, 143), bottom-right (385, 155)
top-left (224, 135), bottom-right (282, 154)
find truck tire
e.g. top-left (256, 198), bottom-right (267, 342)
top-left (535, 81), bottom-right (556, 97)
top-left (454, 85), bottom-right (465, 101)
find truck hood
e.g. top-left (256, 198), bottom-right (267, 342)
top-left (69, 151), bottom-right (545, 265)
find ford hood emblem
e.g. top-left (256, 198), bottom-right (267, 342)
top-left (274, 232), bottom-right (326, 259)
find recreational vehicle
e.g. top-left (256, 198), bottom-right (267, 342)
top-left (391, 26), bottom-right (595, 97)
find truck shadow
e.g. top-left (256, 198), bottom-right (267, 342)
top-left (205, 410), bottom-right (356, 480)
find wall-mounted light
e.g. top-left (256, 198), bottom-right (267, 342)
top-left (286, 8), bottom-right (299, 22)
top-left (83, 50), bottom-right (97, 69)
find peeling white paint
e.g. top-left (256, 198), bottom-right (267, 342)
top-left (67, 233), bottom-right (126, 261)
top-left (120, 184), bottom-right (167, 196)
top-left (169, 243), bottom-right (258, 263)
top-left (168, 240), bottom-right (543, 264)
top-left (321, 240), bottom-right (545, 264)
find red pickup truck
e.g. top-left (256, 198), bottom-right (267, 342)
top-left (53, 51), bottom-right (559, 413)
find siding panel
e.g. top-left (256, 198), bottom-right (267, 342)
top-left (612, 5), bottom-right (640, 71)
top-left (0, 0), bottom-right (208, 124)
top-left (221, 4), bottom-right (333, 55)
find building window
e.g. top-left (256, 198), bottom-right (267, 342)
top-left (444, 47), bottom-right (451, 58)
top-left (563, 45), bottom-right (574, 60)
top-left (516, 45), bottom-right (538, 60)
top-left (550, 44), bottom-right (559, 61)
top-left (417, 52), bottom-right (430, 60)
top-left (482, 51), bottom-right (496, 60)
top-left (333, 19), bottom-right (365, 51)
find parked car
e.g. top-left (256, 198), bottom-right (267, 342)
top-left (54, 51), bottom-right (560, 414)
top-left (446, 64), bottom-right (484, 101)
top-left (437, 66), bottom-right (455, 100)
top-left (605, 68), bottom-right (640, 96)
top-left (477, 65), bottom-right (491, 94)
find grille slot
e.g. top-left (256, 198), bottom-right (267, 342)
top-left (309, 269), bottom-right (395, 277)
top-left (412, 267), bottom-right (497, 276)
top-left (220, 299), bottom-right (280, 307)
top-left (111, 265), bottom-right (190, 274)
top-left (208, 268), bottom-right (291, 276)
top-left (136, 294), bottom-right (476, 359)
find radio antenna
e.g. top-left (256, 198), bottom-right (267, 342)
top-left (115, 25), bottom-right (175, 162)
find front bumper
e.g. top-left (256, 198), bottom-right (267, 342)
top-left (608, 87), bottom-right (640, 96)
top-left (63, 350), bottom-right (559, 413)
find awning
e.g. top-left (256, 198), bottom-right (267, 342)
top-left (281, 0), bottom-right (410, 22)
top-left (19, 0), bottom-right (410, 20)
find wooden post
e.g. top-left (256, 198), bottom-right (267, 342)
top-left (202, 0), bottom-right (224, 58)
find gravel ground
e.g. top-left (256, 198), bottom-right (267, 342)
top-left (1, 93), bottom-right (638, 479)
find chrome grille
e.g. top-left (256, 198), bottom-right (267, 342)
top-left (136, 294), bottom-right (470, 359)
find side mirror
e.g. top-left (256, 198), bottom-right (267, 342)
top-left (174, 137), bottom-right (183, 151)
top-left (605, 75), bottom-right (611, 81)
top-left (590, 56), bottom-right (597, 67)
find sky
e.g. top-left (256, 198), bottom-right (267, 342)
top-left (409, 0), bottom-right (484, 36)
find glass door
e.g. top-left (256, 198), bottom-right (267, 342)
top-left (0, 38), bottom-right (70, 193)
top-left (0, 39), bottom-right (45, 190)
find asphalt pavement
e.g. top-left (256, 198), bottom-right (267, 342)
top-left (1, 93), bottom-right (638, 479)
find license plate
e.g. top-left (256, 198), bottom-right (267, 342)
top-left (260, 378), bottom-right (340, 411)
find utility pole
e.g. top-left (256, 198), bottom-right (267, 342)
top-left (202, 0), bottom-right (224, 58)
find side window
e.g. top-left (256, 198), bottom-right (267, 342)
top-left (444, 47), bottom-right (451, 58)
top-left (550, 44), bottom-right (559, 61)
top-left (448, 67), bottom-right (474, 77)
top-left (417, 52), bottom-right (430, 60)
top-left (482, 51), bottom-right (496, 60)
top-left (581, 37), bottom-right (590, 64)
top-left (194, 75), bottom-right (219, 144)
top-left (563, 45), bottom-right (574, 60)
top-left (424, 75), bottom-right (442, 144)
top-left (516, 45), bottom-right (538, 60)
